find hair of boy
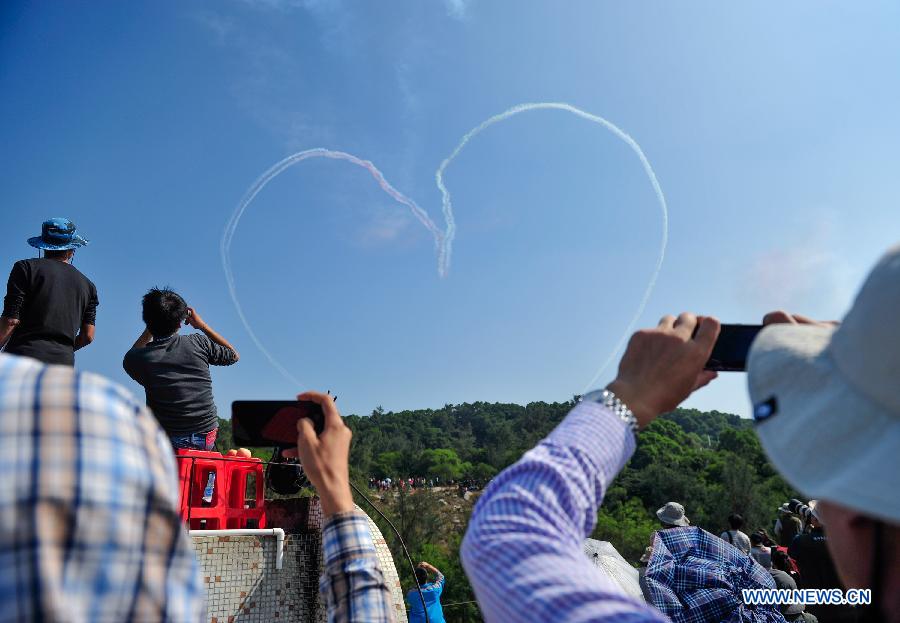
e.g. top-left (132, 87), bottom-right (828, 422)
top-left (142, 287), bottom-right (187, 338)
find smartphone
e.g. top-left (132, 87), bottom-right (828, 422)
top-left (704, 324), bottom-right (763, 372)
top-left (232, 400), bottom-right (325, 446)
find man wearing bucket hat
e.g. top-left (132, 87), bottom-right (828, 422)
top-left (774, 503), bottom-right (802, 547)
top-left (0, 218), bottom-right (98, 366)
top-left (656, 502), bottom-right (690, 529)
top-left (749, 244), bottom-right (900, 622)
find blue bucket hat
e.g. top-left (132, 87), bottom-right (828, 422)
top-left (643, 527), bottom-right (786, 623)
top-left (27, 218), bottom-right (89, 251)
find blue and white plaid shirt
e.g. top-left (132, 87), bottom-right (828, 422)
top-left (0, 353), bottom-right (205, 622)
top-left (321, 510), bottom-right (395, 622)
top-left (644, 527), bottom-right (784, 623)
top-left (462, 400), bottom-right (670, 622)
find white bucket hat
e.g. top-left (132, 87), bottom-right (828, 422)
top-left (807, 499), bottom-right (822, 522)
top-left (656, 502), bottom-right (690, 527)
top-left (748, 244), bottom-right (900, 524)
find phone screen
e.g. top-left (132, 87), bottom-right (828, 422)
top-left (232, 400), bottom-right (324, 446)
top-left (705, 324), bottom-right (763, 372)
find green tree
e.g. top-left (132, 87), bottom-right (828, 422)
top-left (373, 450), bottom-right (404, 478)
top-left (420, 448), bottom-right (468, 481)
top-left (465, 462), bottom-right (497, 482)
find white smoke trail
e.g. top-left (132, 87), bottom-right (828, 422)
top-left (221, 149), bottom-right (444, 386)
top-left (222, 105), bottom-right (668, 392)
top-left (436, 103), bottom-right (668, 391)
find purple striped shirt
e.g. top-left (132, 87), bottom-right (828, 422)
top-left (461, 400), bottom-right (670, 622)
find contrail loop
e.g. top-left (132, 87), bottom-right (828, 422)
top-left (221, 149), bottom-right (443, 387)
top-left (222, 104), bottom-right (668, 393)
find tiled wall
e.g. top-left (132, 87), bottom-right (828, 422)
top-left (192, 505), bottom-right (408, 623)
top-left (194, 533), bottom-right (324, 622)
top-left (365, 513), bottom-right (408, 623)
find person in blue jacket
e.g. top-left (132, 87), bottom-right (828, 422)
top-left (407, 561), bottom-right (445, 623)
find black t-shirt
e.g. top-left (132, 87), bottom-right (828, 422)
top-left (122, 333), bottom-right (238, 436)
top-left (2, 258), bottom-right (99, 366)
top-left (789, 528), bottom-right (858, 621)
top-left (788, 528), bottom-right (843, 590)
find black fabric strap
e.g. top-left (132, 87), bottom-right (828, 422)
top-left (859, 521), bottom-right (883, 623)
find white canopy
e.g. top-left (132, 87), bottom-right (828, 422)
top-left (582, 539), bottom-right (644, 601)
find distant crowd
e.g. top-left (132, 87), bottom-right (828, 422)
top-left (370, 476), bottom-right (435, 491)
top-left (368, 476), bottom-right (489, 493)
top-left (0, 217), bottom-right (896, 623)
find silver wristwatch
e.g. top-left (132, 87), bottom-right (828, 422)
top-left (580, 389), bottom-right (638, 433)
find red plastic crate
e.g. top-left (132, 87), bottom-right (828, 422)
top-left (224, 457), bottom-right (266, 529)
top-left (176, 450), bottom-right (228, 529)
top-left (175, 450), bottom-right (267, 530)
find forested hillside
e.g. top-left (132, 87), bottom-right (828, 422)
top-left (218, 401), bottom-right (796, 622)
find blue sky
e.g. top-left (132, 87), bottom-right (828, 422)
top-left (2, 1), bottom-right (899, 419)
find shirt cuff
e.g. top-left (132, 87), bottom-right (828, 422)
top-left (546, 399), bottom-right (637, 476)
top-left (321, 509), bottom-right (376, 568)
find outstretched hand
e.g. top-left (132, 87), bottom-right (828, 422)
top-left (606, 313), bottom-right (720, 428)
top-left (282, 391), bottom-right (354, 517)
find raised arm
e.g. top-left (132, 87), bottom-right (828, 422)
top-left (419, 561), bottom-right (445, 596)
top-left (130, 328), bottom-right (153, 350)
top-left (185, 307), bottom-right (239, 362)
top-left (284, 391), bottom-right (395, 622)
top-left (461, 313), bottom-right (720, 623)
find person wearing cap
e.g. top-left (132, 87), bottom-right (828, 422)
top-left (0, 218), bottom-right (98, 366)
top-left (775, 503), bottom-right (803, 547)
top-left (748, 244), bottom-right (900, 622)
top-left (655, 502), bottom-right (690, 529)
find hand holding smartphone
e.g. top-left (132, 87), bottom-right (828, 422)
top-left (287, 391), bottom-right (354, 517)
top-left (703, 324), bottom-right (763, 371)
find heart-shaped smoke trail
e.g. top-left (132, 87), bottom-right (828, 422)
top-left (221, 102), bottom-right (668, 394)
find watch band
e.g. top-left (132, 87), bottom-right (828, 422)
top-left (580, 389), bottom-right (638, 433)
